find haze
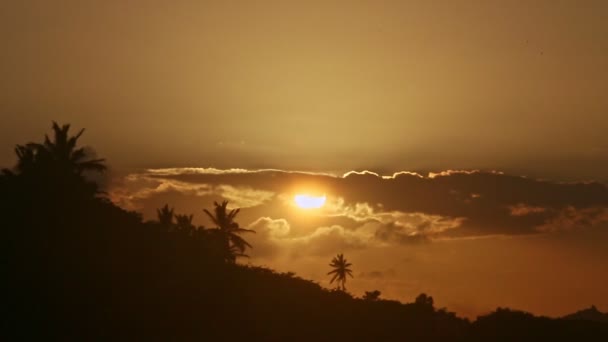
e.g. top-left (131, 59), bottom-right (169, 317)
top-left (2, 1), bottom-right (608, 179)
top-left (2, 1), bottom-right (608, 319)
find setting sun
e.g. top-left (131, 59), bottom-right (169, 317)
top-left (294, 194), bottom-right (326, 209)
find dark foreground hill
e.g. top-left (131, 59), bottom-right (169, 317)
top-left (3, 186), bottom-right (471, 340)
top-left (3, 122), bottom-right (608, 341)
top-left (562, 305), bottom-right (608, 323)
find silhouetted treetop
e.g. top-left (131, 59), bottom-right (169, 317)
top-left (204, 200), bottom-right (255, 263)
top-left (21, 122), bottom-right (105, 175)
top-left (157, 204), bottom-right (175, 228)
top-left (328, 253), bottom-right (353, 291)
top-left (363, 290), bottom-right (381, 301)
top-left (416, 293), bottom-right (434, 308)
top-left (3, 121), bottom-right (106, 198)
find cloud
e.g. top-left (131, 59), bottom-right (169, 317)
top-left (246, 217), bottom-right (292, 258)
top-left (290, 225), bottom-right (373, 257)
top-left (359, 269), bottom-right (397, 279)
top-left (110, 173), bottom-right (275, 210)
top-left (147, 167), bottom-right (336, 177)
top-left (249, 217), bottom-right (291, 238)
top-left (110, 168), bottom-right (608, 239)
top-left (247, 217), bottom-right (374, 258)
top-left (536, 207), bottom-right (608, 233)
top-left (509, 203), bottom-right (547, 216)
top-left (110, 177), bottom-right (213, 210)
top-left (216, 185), bottom-right (274, 209)
top-left (375, 212), bottom-right (465, 243)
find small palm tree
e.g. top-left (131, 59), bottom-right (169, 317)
top-left (328, 253), bottom-right (353, 291)
top-left (175, 213), bottom-right (195, 234)
top-left (157, 204), bottom-right (175, 229)
top-left (203, 201), bottom-right (255, 263)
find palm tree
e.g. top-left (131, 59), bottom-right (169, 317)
top-left (26, 121), bottom-right (106, 175)
top-left (157, 204), bottom-right (175, 229)
top-left (13, 145), bottom-right (37, 175)
top-left (327, 253), bottom-right (353, 291)
top-left (203, 201), bottom-right (255, 263)
top-left (5, 122), bottom-right (106, 198)
top-left (175, 213), bottom-right (195, 234)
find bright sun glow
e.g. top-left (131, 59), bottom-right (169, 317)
top-left (294, 194), bottom-right (326, 209)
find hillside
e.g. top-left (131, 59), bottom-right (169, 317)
top-left (3, 123), bottom-right (608, 341)
top-left (563, 306), bottom-right (608, 323)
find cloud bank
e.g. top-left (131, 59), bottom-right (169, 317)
top-left (111, 168), bottom-right (608, 244)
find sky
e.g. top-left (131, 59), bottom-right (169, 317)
top-left (2, 1), bottom-right (608, 317)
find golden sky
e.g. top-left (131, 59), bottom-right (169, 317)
top-left (2, 1), bottom-right (608, 317)
top-left (2, 1), bottom-right (608, 179)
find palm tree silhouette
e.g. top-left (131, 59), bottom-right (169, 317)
top-left (203, 201), bottom-right (255, 263)
top-left (157, 204), bottom-right (175, 229)
top-left (5, 122), bottom-right (105, 179)
top-left (13, 145), bottom-right (37, 175)
top-left (4, 122), bottom-right (106, 198)
top-left (175, 213), bottom-right (195, 234)
top-left (27, 122), bottom-right (106, 175)
top-left (328, 253), bottom-right (353, 291)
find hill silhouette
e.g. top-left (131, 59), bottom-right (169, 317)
top-left (562, 306), bottom-right (608, 323)
top-left (2, 122), bottom-right (608, 340)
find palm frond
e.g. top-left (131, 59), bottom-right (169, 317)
top-left (329, 272), bottom-right (340, 284)
top-left (203, 208), bottom-right (220, 227)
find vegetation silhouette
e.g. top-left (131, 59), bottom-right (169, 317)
top-left (563, 305), bottom-right (608, 323)
top-left (203, 200), bottom-right (255, 263)
top-left (328, 253), bottom-right (354, 291)
top-left (10, 121), bottom-right (106, 176)
top-left (363, 290), bottom-right (382, 301)
top-left (3, 121), bottom-right (608, 340)
top-left (157, 204), bottom-right (175, 229)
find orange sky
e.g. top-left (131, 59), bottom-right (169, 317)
top-left (2, 1), bottom-right (608, 317)
top-left (2, 1), bottom-right (608, 180)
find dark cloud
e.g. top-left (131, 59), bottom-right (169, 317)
top-left (112, 168), bottom-right (608, 240)
top-left (374, 222), bottom-right (432, 245)
top-left (359, 269), bottom-right (397, 280)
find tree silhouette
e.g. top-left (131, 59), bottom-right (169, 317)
top-left (3, 122), bottom-right (106, 198)
top-left (25, 121), bottom-right (106, 175)
top-left (327, 253), bottom-right (353, 291)
top-left (363, 290), bottom-right (381, 301)
top-left (175, 213), bottom-right (195, 234)
top-left (12, 145), bottom-right (37, 175)
top-left (157, 204), bottom-right (175, 229)
top-left (203, 201), bottom-right (254, 263)
top-left (415, 293), bottom-right (435, 314)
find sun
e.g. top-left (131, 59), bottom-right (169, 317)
top-left (294, 194), bottom-right (326, 209)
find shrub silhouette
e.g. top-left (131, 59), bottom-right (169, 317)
top-left (363, 290), bottom-right (381, 301)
